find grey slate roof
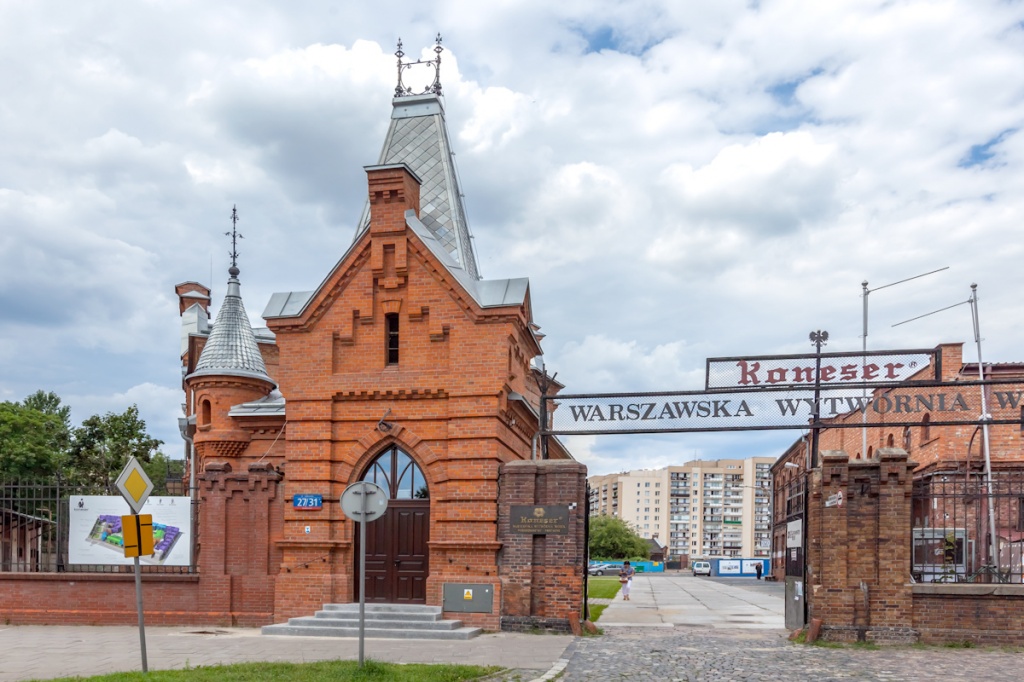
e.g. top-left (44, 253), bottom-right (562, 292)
top-left (189, 269), bottom-right (275, 385)
top-left (229, 389), bottom-right (286, 417)
top-left (262, 95), bottom-right (531, 323)
top-left (356, 94), bottom-right (479, 280)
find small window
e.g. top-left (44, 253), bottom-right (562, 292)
top-left (200, 399), bottom-right (212, 426)
top-left (886, 433), bottom-right (895, 447)
top-left (903, 426), bottom-right (912, 451)
top-left (922, 413), bottom-right (931, 442)
top-left (385, 313), bottom-right (399, 364)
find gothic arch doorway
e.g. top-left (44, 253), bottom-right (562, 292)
top-left (355, 445), bottom-right (430, 603)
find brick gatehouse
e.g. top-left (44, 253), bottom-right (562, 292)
top-left (0, 53), bottom-right (588, 632)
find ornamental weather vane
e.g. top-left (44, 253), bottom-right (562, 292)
top-left (226, 205), bottom-right (243, 274)
top-left (395, 33), bottom-right (444, 98)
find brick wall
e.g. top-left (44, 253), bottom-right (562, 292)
top-left (913, 584), bottom-right (1024, 644)
top-left (810, 447), bottom-right (918, 643)
top-left (0, 461), bottom-right (284, 626)
top-left (497, 460), bottom-right (587, 633)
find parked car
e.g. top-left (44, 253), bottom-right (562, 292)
top-left (587, 562), bottom-right (617, 576)
top-left (692, 560), bottom-right (712, 576)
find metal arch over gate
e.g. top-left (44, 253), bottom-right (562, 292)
top-left (540, 340), bottom-right (1024, 631)
top-left (539, 347), bottom-right (1024, 437)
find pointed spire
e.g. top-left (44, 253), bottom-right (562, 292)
top-left (357, 36), bottom-right (480, 280)
top-left (189, 207), bottom-right (273, 385)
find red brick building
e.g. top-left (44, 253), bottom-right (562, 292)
top-left (770, 343), bottom-right (1024, 643)
top-left (175, 86), bottom-right (585, 631)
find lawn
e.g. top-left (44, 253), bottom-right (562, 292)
top-left (587, 604), bottom-right (608, 622)
top-left (587, 576), bottom-right (622, 600)
top-left (43, 660), bottom-right (500, 682)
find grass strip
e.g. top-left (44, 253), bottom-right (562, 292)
top-left (587, 577), bottom-right (622, 600)
top-left (42, 659), bottom-right (501, 682)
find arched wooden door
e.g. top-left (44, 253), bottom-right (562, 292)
top-left (356, 446), bottom-right (430, 603)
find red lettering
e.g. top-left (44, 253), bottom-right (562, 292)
top-left (884, 363), bottom-right (905, 379)
top-left (766, 368), bottom-right (788, 384)
top-left (819, 366), bottom-right (836, 382)
top-left (792, 367), bottom-right (814, 383)
top-left (862, 363), bottom-right (879, 380)
top-left (736, 360), bottom-right (760, 385)
top-left (840, 364), bottom-right (858, 380)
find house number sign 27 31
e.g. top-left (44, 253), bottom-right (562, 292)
top-left (293, 494), bottom-right (323, 510)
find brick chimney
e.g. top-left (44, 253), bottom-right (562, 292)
top-left (175, 281), bottom-right (211, 317)
top-left (365, 163), bottom-right (421, 235)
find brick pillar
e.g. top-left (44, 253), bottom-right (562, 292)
top-left (810, 447), bottom-right (917, 643)
top-left (198, 461), bottom-right (284, 626)
top-left (497, 460), bottom-right (587, 633)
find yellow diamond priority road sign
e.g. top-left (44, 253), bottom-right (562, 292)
top-left (115, 457), bottom-right (154, 514)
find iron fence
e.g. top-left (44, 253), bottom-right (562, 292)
top-left (911, 472), bottom-right (1024, 584)
top-left (0, 478), bottom-right (195, 574)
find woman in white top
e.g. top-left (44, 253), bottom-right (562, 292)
top-left (619, 561), bottom-right (636, 601)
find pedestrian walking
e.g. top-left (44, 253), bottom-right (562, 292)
top-left (755, 561), bottom-right (763, 580)
top-left (619, 560), bottom-right (636, 600)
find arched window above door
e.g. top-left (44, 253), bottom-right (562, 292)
top-left (361, 446), bottom-right (429, 499)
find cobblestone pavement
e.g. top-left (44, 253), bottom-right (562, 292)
top-left (561, 627), bottom-right (1024, 681)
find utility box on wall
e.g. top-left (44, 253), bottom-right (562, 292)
top-left (443, 583), bottom-right (494, 613)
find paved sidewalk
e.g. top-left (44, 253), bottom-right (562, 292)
top-left (595, 573), bottom-right (785, 629)
top-left (562, 626), bottom-right (1024, 681)
top-left (0, 625), bottom-right (573, 681)
top-left (570, 575), bottom-right (1024, 681)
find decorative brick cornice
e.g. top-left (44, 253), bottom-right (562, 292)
top-left (208, 440), bottom-right (248, 459)
top-left (332, 388), bottom-right (447, 401)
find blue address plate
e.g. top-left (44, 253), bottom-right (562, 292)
top-left (293, 494), bottom-right (323, 510)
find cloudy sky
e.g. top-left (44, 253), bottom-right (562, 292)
top-left (2, 0), bottom-right (1022, 476)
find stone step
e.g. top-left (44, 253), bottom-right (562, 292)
top-left (261, 622), bottom-right (483, 640)
top-left (319, 604), bottom-right (443, 621)
top-left (261, 602), bottom-right (482, 640)
top-left (291, 616), bottom-right (461, 630)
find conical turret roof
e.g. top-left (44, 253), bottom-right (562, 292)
top-left (355, 94), bottom-right (479, 280)
top-left (188, 265), bottom-right (274, 385)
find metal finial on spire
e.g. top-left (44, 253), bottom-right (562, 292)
top-left (225, 205), bottom-right (243, 276)
top-left (394, 33), bottom-right (444, 98)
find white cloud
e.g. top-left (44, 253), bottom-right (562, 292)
top-left (1, 0), bottom-right (1022, 476)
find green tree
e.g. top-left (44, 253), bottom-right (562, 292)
top-left (589, 514), bottom-right (650, 560)
top-left (22, 390), bottom-right (72, 429)
top-left (0, 401), bottom-right (66, 478)
top-left (142, 451), bottom-right (186, 496)
top-left (68, 405), bottom-right (163, 492)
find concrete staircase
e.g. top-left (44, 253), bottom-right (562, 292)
top-left (261, 603), bottom-right (483, 640)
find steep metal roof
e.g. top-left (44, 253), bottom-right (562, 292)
top-left (189, 267), bottom-right (275, 385)
top-left (355, 94), bottom-right (479, 280)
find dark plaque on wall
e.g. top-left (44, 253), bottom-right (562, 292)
top-left (510, 505), bottom-right (570, 535)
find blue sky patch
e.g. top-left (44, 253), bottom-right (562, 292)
top-left (767, 68), bottom-right (824, 108)
top-left (959, 129), bottom-right (1016, 168)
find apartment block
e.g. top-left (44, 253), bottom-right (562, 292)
top-left (589, 458), bottom-right (773, 560)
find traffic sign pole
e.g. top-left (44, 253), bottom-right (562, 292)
top-left (114, 458), bottom-right (155, 674)
top-left (358, 487), bottom-right (367, 666)
top-left (134, 552), bottom-right (148, 673)
top-left (340, 481), bottom-right (387, 668)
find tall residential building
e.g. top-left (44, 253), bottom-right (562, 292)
top-left (588, 458), bottom-right (773, 560)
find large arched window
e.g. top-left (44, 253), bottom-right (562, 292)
top-left (361, 446), bottom-right (429, 499)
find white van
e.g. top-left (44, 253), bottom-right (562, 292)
top-left (692, 560), bottom-right (711, 576)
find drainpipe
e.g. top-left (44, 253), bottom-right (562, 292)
top-left (178, 415), bottom-right (197, 574)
